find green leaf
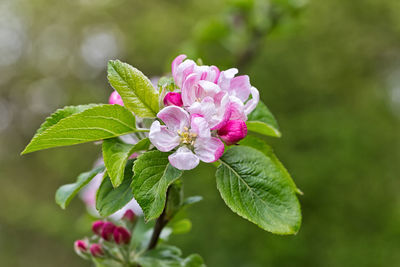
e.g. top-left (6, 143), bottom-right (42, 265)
top-left (240, 136), bottom-right (302, 194)
top-left (108, 60), bottom-right (159, 117)
top-left (102, 138), bottom-right (150, 187)
top-left (36, 104), bottom-right (97, 134)
top-left (132, 151), bottom-right (183, 221)
top-left (246, 100), bottom-right (281, 137)
top-left (55, 165), bottom-right (105, 209)
top-left (21, 104), bottom-right (138, 154)
top-left (136, 245), bottom-right (205, 267)
top-left (216, 146), bottom-right (301, 234)
top-left (96, 159), bottom-right (135, 217)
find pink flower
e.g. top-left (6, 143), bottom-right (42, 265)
top-left (90, 244), bottom-right (104, 257)
top-left (108, 90), bottom-right (124, 106)
top-left (163, 92), bottom-right (183, 107)
top-left (149, 106), bottom-right (225, 170)
top-left (217, 120), bottom-right (247, 145)
top-left (113, 226), bottom-right (131, 244)
top-left (180, 73), bottom-right (231, 129)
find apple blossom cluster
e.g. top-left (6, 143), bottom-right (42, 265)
top-left (110, 55), bottom-right (259, 170)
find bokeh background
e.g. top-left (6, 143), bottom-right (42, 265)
top-left (1, 0), bottom-right (400, 266)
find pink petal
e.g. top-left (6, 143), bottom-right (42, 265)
top-left (198, 80), bottom-right (221, 99)
top-left (218, 68), bottom-right (238, 91)
top-left (190, 115), bottom-right (211, 138)
top-left (171, 54), bottom-right (186, 78)
top-left (149, 121), bottom-right (180, 152)
top-left (230, 75), bottom-right (251, 102)
top-left (228, 96), bottom-right (247, 121)
top-left (194, 137), bottom-right (225, 163)
top-left (182, 73), bottom-right (200, 106)
top-left (186, 96), bottom-right (216, 125)
top-left (157, 106), bottom-right (190, 132)
top-left (175, 59), bottom-right (196, 88)
top-left (168, 147), bottom-right (200, 170)
top-left (244, 86), bottom-right (260, 115)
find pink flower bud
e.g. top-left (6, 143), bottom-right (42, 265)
top-left (90, 244), bottom-right (104, 257)
top-left (217, 120), bottom-right (247, 145)
top-left (101, 222), bottom-right (116, 241)
top-left (74, 240), bottom-right (88, 253)
top-left (109, 91), bottom-right (124, 106)
top-left (122, 209), bottom-right (136, 222)
top-left (92, 220), bottom-right (105, 236)
top-left (163, 92), bottom-right (183, 107)
top-left (113, 226), bottom-right (131, 245)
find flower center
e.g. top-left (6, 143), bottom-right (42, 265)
top-left (177, 126), bottom-right (197, 146)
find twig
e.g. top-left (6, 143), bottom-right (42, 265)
top-left (147, 188), bottom-right (170, 250)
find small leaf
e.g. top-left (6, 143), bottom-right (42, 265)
top-left (240, 136), bottom-right (302, 194)
top-left (21, 104), bottom-right (138, 154)
top-left (246, 100), bottom-right (281, 137)
top-left (170, 219), bottom-right (192, 235)
top-left (55, 165), bottom-right (105, 209)
top-left (136, 245), bottom-right (205, 267)
top-left (108, 60), bottom-right (159, 117)
top-left (132, 151), bottom-right (183, 221)
top-left (216, 146), bottom-right (301, 234)
top-left (96, 159), bottom-right (135, 217)
top-left (102, 138), bottom-right (150, 187)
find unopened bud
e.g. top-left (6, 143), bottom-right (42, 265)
top-left (109, 91), bottom-right (124, 106)
top-left (122, 209), bottom-right (136, 223)
top-left (101, 222), bottom-right (116, 241)
top-left (163, 92), bottom-right (183, 107)
top-left (217, 120), bottom-right (247, 145)
top-left (113, 226), bottom-right (131, 245)
top-left (90, 244), bottom-right (104, 257)
top-left (92, 220), bottom-right (105, 236)
top-left (74, 240), bottom-right (88, 253)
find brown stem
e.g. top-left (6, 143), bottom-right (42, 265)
top-left (147, 189), bottom-right (170, 250)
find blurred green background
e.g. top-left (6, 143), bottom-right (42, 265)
top-left (1, 0), bottom-right (400, 266)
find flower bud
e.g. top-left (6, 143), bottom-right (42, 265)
top-left (163, 92), bottom-right (183, 107)
top-left (122, 209), bottom-right (136, 223)
top-left (217, 120), bottom-right (247, 145)
top-left (90, 244), bottom-right (104, 257)
top-left (109, 91), bottom-right (124, 106)
top-left (101, 222), bottom-right (116, 241)
top-left (113, 226), bottom-right (131, 245)
top-left (92, 220), bottom-right (105, 236)
top-left (74, 240), bottom-right (88, 253)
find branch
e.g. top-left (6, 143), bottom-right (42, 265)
top-left (147, 189), bottom-right (170, 250)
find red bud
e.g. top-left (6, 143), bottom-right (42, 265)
top-left (92, 220), bottom-right (105, 236)
top-left (113, 226), bottom-right (131, 245)
top-left (163, 92), bottom-right (183, 107)
top-left (217, 120), bottom-right (247, 145)
top-left (101, 222), bottom-right (116, 241)
top-left (90, 243), bottom-right (104, 257)
top-left (74, 240), bottom-right (87, 253)
top-left (122, 209), bottom-right (136, 222)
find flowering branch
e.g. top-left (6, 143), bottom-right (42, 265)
top-left (21, 54), bottom-right (302, 266)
